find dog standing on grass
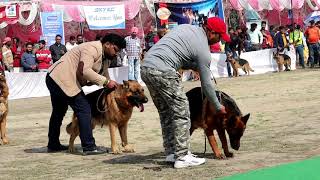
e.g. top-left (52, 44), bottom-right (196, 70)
top-left (187, 87), bottom-right (250, 159)
top-left (67, 80), bottom-right (148, 154)
top-left (0, 69), bottom-right (9, 145)
top-left (226, 53), bottom-right (254, 77)
top-left (273, 52), bottom-right (291, 72)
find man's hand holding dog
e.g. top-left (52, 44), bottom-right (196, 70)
top-left (218, 105), bottom-right (227, 115)
top-left (104, 79), bottom-right (118, 89)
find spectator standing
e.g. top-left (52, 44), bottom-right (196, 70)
top-left (76, 34), bottom-right (84, 45)
top-left (65, 36), bottom-right (78, 51)
top-left (11, 37), bottom-right (23, 69)
top-left (21, 42), bottom-right (38, 72)
top-left (274, 26), bottom-right (289, 53)
top-left (49, 35), bottom-right (67, 63)
top-left (36, 40), bottom-right (52, 72)
top-left (125, 27), bottom-right (142, 81)
top-left (248, 23), bottom-right (263, 51)
top-left (305, 20), bottom-right (320, 67)
top-left (2, 37), bottom-right (14, 72)
top-left (289, 25), bottom-right (305, 68)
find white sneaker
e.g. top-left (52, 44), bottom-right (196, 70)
top-left (165, 154), bottom-right (175, 163)
top-left (174, 152), bottom-right (206, 169)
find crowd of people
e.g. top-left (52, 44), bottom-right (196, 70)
top-left (0, 29), bottom-right (144, 83)
top-left (0, 34), bottom-right (84, 73)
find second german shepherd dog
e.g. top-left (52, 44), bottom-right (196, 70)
top-left (273, 52), bottom-right (291, 72)
top-left (67, 80), bottom-right (148, 154)
top-left (226, 53), bottom-right (254, 77)
top-left (187, 87), bottom-right (250, 159)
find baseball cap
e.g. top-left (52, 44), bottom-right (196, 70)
top-left (206, 17), bottom-right (231, 42)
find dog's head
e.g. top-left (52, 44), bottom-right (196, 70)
top-left (273, 52), bottom-right (281, 60)
top-left (122, 80), bottom-right (148, 112)
top-left (224, 113), bottom-right (250, 150)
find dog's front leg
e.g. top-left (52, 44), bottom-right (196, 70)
top-left (119, 124), bottom-right (135, 153)
top-left (0, 117), bottom-right (8, 144)
top-left (109, 123), bottom-right (121, 154)
top-left (205, 128), bottom-right (224, 159)
top-left (217, 129), bottom-right (233, 158)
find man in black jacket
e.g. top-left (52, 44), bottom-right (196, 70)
top-left (49, 34), bottom-right (67, 63)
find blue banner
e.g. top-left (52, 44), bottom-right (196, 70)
top-left (40, 12), bottom-right (65, 46)
top-left (155, 0), bottom-right (224, 29)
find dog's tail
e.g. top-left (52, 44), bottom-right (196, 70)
top-left (66, 114), bottom-right (76, 135)
top-left (248, 66), bottom-right (254, 72)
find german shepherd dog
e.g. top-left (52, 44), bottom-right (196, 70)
top-left (0, 69), bottom-right (9, 145)
top-left (67, 80), bottom-right (148, 154)
top-left (273, 52), bottom-right (291, 72)
top-left (226, 53), bottom-right (254, 77)
top-left (186, 87), bottom-right (250, 159)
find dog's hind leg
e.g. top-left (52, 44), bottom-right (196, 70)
top-left (67, 117), bottom-right (79, 153)
top-left (119, 124), bottom-right (135, 153)
top-left (0, 117), bottom-right (8, 144)
top-left (217, 129), bottom-right (233, 158)
top-left (109, 123), bottom-right (121, 154)
top-left (205, 128), bottom-right (224, 159)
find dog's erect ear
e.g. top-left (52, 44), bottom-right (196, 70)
top-left (123, 80), bottom-right (129, 89)
top-left (241, 113), bottom-right (250, 125)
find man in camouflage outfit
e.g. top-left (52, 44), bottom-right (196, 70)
top-left (141, 17), bottom-right (230, 169)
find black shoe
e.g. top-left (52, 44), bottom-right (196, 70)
top-left (47, 144), bottom-right (69, 153)
top-left (82, 148), bottom-right (106, 156)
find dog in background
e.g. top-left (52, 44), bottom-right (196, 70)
top-left (186, 87), bottom-right (250, 159)
top-left (273, 52), bottom-right (291, 72)
top-left (0, 69), bottom-right (9, 145)
top-left (226, 53), bottom-right (254, 77)
top-left (67, 80), bottom-right (148, 154)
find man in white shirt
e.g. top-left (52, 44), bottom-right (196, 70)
top-left (248, 23), bottom-right (263, 51)
top-left (65, 36), bottom-right (78, 51)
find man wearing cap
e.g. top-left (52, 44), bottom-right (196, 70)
top-left (141, 17), bottom-right (229, 168)
top-left (1, 37), bottom-right (14, 72)
top-left (125, 27), bottom-right (142, 81)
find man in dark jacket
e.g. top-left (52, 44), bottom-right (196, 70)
top-left (274, 26), bottom-right (289, 52)
top-left (49, 34), bottom-right (67, 63)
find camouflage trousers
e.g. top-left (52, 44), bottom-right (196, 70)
top-left (141, 66), bottom-right (190, 157)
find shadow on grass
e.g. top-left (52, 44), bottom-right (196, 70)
top-left (103, 152), bottom-right (173, 171)
top-left (24, 145), bottom-right (110, 156)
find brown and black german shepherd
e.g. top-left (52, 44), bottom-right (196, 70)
top-left (273, 52), bottom-right (291, 72)
top-left (226, 53), bottom-right (254, 77)
top-left (187, 87), bottom-right (249, 159)
top-left (67, 80), bottom-right (148, 154)
top-left (0, 69), bottom-right (9, 145)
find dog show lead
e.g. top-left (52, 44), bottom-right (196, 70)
top-left (45, 34), bottom-right (126, 155)
top-left (141, 17), bottom-right (230, 168)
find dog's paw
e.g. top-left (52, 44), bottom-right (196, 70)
top-left (214, 153), bottom-right (225, 160)
top-left (112, 147), bottom-right (122, 154)
top-left (122, 144), bottom-right (135, 153)
top-left (1, 137), bottom-right (9, 145)
top-left (225, 152), bottom-right (234, 158)
top-left (68, 147), bottom-right (76, 153)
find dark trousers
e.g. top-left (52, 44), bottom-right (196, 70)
top-left (295, 45), bottom-right (305, 67)
top-left (308, 43), bottom-right (320, 67)
top-left (46, 74), bottom-right (96, 151)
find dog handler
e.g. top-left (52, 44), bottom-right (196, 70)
top-left (46, 34), bottom-right (126, 155)
top-left (141, 17), bottom-right (229, 168)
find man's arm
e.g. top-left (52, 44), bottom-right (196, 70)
top-left (80, 46), bottom-right (107, 86)
top-left (195, 47), bottom-right (222, 111)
